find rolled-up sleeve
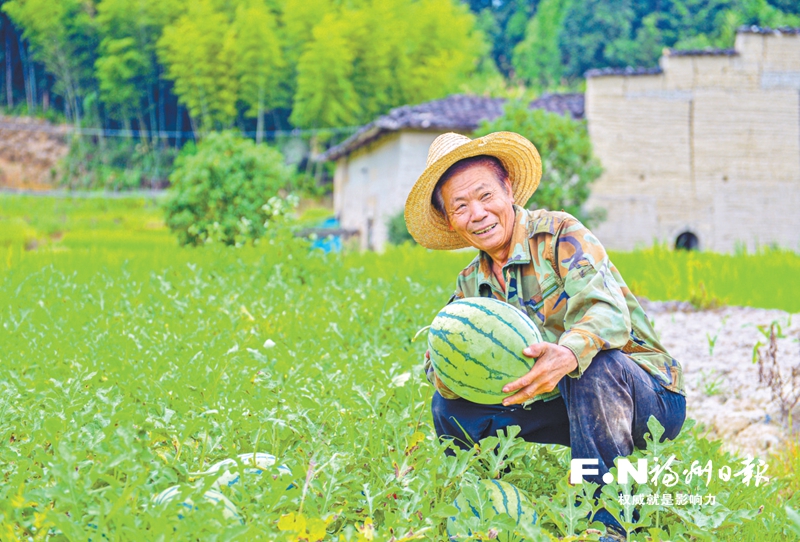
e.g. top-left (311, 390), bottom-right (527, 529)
top-left (553, 220), bottom-right (631, 377)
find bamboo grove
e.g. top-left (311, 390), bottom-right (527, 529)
top-left (0, 0), bottom-right (799, 141)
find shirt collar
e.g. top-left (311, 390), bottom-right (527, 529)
top-left (476, 205), bottom-right (533, 286)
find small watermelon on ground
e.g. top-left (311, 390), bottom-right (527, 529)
top-left (201, 452), bottom-right (292, 489)
top-left (446, 479), bottom-right (538, 539)
top-left (428, 297), bottom-right (555, 404)
top-left (152, 485), bottom-right (240, 521)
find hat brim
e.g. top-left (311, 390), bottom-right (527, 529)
top-left (404, 131), bottom-right (542, 250)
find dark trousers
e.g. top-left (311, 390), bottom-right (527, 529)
top-left (431, 349), bottom-right (686, 486)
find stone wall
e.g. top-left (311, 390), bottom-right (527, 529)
top-left (586, 30), bottom-right (800, 252)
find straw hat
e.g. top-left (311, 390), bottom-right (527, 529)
top-left (404, 131), bottom-right (542, 250)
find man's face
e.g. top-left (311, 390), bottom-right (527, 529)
top-left (440, 164), bottom-right (516, 257)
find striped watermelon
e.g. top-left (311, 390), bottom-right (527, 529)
top-left (152, 485), bottom-right (240, 521)
top-left (446, 479), bottom-right (538, 539)
top-left (427, 297), bottom-right (545, 404)
top-left (203, 452), bottom-right (292, 489)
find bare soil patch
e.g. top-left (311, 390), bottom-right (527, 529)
top-left (641, 299), bottom-right (800, 457)
top-left (0, 116), bottom-right (68, 190)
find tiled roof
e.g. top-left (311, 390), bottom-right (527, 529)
top-left (529, 93), bottom-right (585, 119)
top-left (318, 93), bottom-right (584, 161)
top-left (667, 48), bottom-right (737, 57)
top-left (737, 25), bottom-right (800, 35)
top-left (584, 66), bottom-right (663, 79)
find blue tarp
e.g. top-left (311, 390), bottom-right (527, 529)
top-left (310, 217), bottom-right (343, 253)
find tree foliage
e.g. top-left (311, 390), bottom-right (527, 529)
top-left (94, 0), bottom-right (182, 127)
top-left (554, 0), bottom-right (800, 82)
top-left (232, 0), bottom-right (285, 142)
top-left (94, 35), bottom-right (149, 124)
top-left (290, 12), bottom-right (360, 129)
top-left (3, 0), bottom-right (97, 125)
top-left (2, 0), bottom-right (485, 135)
top-left (292, 0), bottom-right (485, 128)
top-left (468, 0), bottom-right (534, 77)
top-left (474, 101), bottom-right (604, 226)
top-left (512, 0), bottom-right (572, 90)
top-left (500, 0), bottom-right (800, 86)
top-left (387, 208), bottom-right (416, 246)
top-left (157, 1), bottom-right (239, 131)
top-left (163, 131), bottom-right (293, 246)
top-left (2, 0), bottom-right (800, 133)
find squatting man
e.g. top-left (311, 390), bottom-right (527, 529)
top-left (403, 131), bottom-right (687, 536)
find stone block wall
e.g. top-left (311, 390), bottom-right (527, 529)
top-left (586, 30), bottom-right (800, 252)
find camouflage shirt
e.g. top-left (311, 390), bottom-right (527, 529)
top-left (426, 205), bottom-right (684, 403)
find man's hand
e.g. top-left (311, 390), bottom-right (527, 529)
top-left (501, 343), bottom-right (578, 406)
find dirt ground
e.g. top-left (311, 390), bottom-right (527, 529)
top-left (0, 115), bottom-right (68, 190)
top-left (641, 299), bottom-right (800, 458)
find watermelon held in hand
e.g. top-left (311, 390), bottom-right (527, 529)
top-left (446, 479), bottom-right (539, 540)
top-left (427, 297), bottom-right (545, 404)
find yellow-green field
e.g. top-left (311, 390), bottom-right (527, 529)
top-left (4, 195), bottom-right (799, 314)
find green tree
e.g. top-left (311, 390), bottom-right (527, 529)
top-left (95, 0), bottom-right (184, 131)
top-left (157, 0), bottom-right (238, 133)
top-left (342, 0), bottom-right (401, 121)
top-left (704, 0), bottom-right (800, 49)
top-left (387, 208), bottom-right (416, 246)
top-left (291, 0), bottom-right (486, 128)
top-left (163, 130), bottom-right (294, 246)
top-left (623, 0), bottom-right (797, 55)
top-left (767, 0), bottom-right (800, 14)
top-left (94, 36), bottom-right (149, 128)
top-left (474, 101), bottom-right (604, 226)
top-left (233, 0), bottom-right (285, 143)
top-left (396, 0), bottom-right (485, 107)
top-left (512, 0), bottom-right (572, 90)
top-left (466, 0), bottom-right (534, 77)
top-left (556, 0), bottom-right (800, 80)
top-left (290, 12), bottom-right (360, 128)
top-left (3, 0), bottom-right (97, 126)
top-left (277, 0), bottom-right (333, 101)
top-left (559, 0), bottom-right (636, 80)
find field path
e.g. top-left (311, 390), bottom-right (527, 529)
top-left (643, 300), bottom-right (800, 457)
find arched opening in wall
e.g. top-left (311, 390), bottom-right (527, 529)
top-left (675, 231), bottom-right (699, 251)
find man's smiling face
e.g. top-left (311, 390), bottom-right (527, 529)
top-left (440, 164), bottom-right (516, 260)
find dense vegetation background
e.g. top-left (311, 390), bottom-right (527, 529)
top-left (1, 0), bottom-right (799, 137)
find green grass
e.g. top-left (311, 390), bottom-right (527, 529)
top-left (1, 194), bottom-right (174, 268)
top-left (1, 194), bottom-right (798, 540)
top-left (610, 246), bottom-right (800, 313)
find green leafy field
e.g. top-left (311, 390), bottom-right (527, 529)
top-left (1, 195), bottom-right (799, 540)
